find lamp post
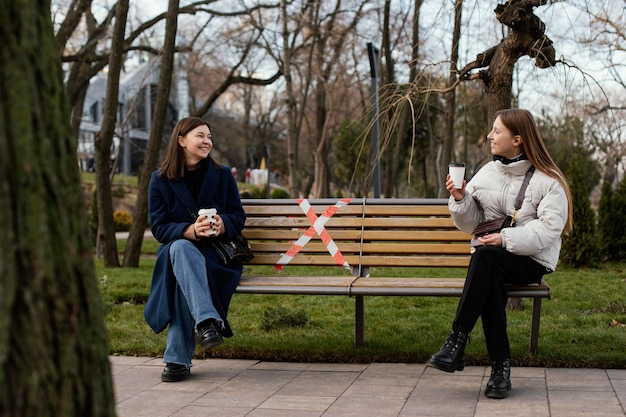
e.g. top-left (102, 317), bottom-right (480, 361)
top-left (265, 144), bottom-right (271, 199)
top-left (367, 42), bottom-right (381, 198)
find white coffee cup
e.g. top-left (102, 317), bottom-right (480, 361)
top-left (198, 208), bottom-right (217, 235)
top-left (448, 163), bottom-right (466, 189)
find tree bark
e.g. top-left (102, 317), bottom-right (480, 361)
top-left (0, 0), bottom-right (115, 415)
top-left (459, 0), bottom-right (555, 124)
top-left (124, 0), bottom-right (180, 267)
top-left (95, 0), bottom-right (129, 267)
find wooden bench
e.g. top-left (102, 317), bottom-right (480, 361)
top-left (238, 198), bottom-right (550, 354)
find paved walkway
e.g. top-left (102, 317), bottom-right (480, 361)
top-left (111, 356), bottom-right (626, 417)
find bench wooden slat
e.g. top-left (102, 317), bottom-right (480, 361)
top-left (359, 255), bottom-right (470, 268)
top-left (246, 254), bottom-right (362, 266)
top-left (243, 229), bottom-right (363, 240)
top-left (244, 217), bottom-right (364, 228)
top-left (350, 277), bottom-right (550, 297)
top-left (361, 218), bottom-right (457, 228)
top-left (362, 205), bottom-right (453, 216)
top-left (239, 276), bottom-right (356, 287)
top-left (361, 230), bottom-right (470, 241)
top-left (250, 242), bottom-right (362, 253)
top-left (361, 243), bottom-right (471, 255)
top-left (244, 204), bottom-right (365, 216)
top-left (237, 276), bottom-right (355, 295)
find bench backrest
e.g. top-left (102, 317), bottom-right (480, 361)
top-left (241, 198), bottom-right (472, 274)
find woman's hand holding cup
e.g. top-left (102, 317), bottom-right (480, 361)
top-left (447, 162), bottom-right (466, 201)
top-left (197, 208), bottom-right (218, 237)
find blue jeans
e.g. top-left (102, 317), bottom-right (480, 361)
top-left (163, 240), bottom-right (224, 367)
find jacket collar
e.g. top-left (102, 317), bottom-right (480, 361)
top-left (493, 158), bottom-right (533, 176)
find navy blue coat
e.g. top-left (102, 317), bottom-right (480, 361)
top-left (144, 161), bottom-right (245, 337)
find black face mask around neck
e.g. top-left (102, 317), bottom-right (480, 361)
top-left (493, 153), bottom-right (527, 165)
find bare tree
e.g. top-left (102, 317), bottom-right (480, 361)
top-left (440, 0), bottom-right (463, 197)
top-left (308, 0), bottom-right (372, 198)
top-left (123, 0), bottom-right (180, 268)
top-left (0, 0), bottom-right (115, 414)
top-left (95, 0), bottom-right (129, 267)
top-left (280, 0), bottom-right (306, 198)
top-left (458, 0), bottom-right (557, 123)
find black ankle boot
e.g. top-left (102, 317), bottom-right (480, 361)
top-left (485, 358), bottom-right (511, 399)
top-left (426, 328), bottom-right (469, 373)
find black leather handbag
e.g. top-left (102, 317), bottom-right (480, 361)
top-left (472, 215), bottom-right (514, 237)
top-left (470, 166), bottom-right (535, 247)
top-left (211, 234), bottom-right (254, 265)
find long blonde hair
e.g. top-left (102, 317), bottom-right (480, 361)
top-left (495, 109), bottom-right (573, 233)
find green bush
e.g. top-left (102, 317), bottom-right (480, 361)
top-left (598, 176), bottom-right (626, 261)
top-left (271, 188), bottom-right (290, 199)
top-left (561, 153), bottom-right (601, 267)
top-left (112, 184), bottom-right (126, 198)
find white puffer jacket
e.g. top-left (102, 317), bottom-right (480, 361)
top-left (449, 159), bottom-right (568, 271)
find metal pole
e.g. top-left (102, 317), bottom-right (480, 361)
top-left (266, 144), bottom-right (271, 199)
top-left (367, 42), bottom-right (381, 198)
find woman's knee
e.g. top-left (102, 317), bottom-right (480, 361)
top-left (169, 239), bottom-right (199, 261)
top-left (471, 246), bottom-right (508, 263)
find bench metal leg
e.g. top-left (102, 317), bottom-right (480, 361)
top-left (529, 298), bottom-right (542, 354)
top-left (355, 295), bottom-right (365, 347)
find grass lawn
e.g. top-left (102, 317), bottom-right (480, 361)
top-left (98, 248), bottom-right (626, 368)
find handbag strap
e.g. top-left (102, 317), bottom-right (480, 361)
top-left (514, 166), bottom-right (535, 209)
top-left (511, 166), bottom-right (535, 224)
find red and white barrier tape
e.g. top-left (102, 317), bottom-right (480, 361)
top-left (274, 198), bottom-right (352, 271)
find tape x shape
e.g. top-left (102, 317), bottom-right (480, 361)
top-left (274, 198), bottom-right (352, 270)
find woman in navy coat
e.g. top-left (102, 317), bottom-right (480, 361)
top-left (144, 117), bottom-right (245, 382)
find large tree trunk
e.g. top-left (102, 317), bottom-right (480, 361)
top-left (124, 0), bottom-right (180, 267)
top-left (0, 0), bottom-right (115, 415)
top-left (312, 63), bottom-right (330, 197)
top-left (95, 0), bottom-right (129, 267)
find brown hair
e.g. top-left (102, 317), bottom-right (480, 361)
top-left (495, 109), bottom-right (573, 233)
top-left (159, 117), bottom-right (219, 180)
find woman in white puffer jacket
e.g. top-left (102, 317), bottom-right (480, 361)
top-left (426, 109), bottom-right (573, 399)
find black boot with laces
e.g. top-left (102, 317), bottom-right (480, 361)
top-left (426, 327), bottom-right (469, 373)
top-left (485, 358), bottom-right (511, 399)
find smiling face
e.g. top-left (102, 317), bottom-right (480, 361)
top-left (178, 124), bottom-right (212, 167)
top-left (487, 115), bottom-right (522, 159)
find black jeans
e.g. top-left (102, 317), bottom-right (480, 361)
top-left (453, 246), bottom-right (548, 361)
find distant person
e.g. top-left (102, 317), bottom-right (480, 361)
top-left (426, 109), bottom-right (573, 399)
top-left (144, 117), bottom-right (246, 382)
top-left (87, 155), bottom-right (95, 172)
